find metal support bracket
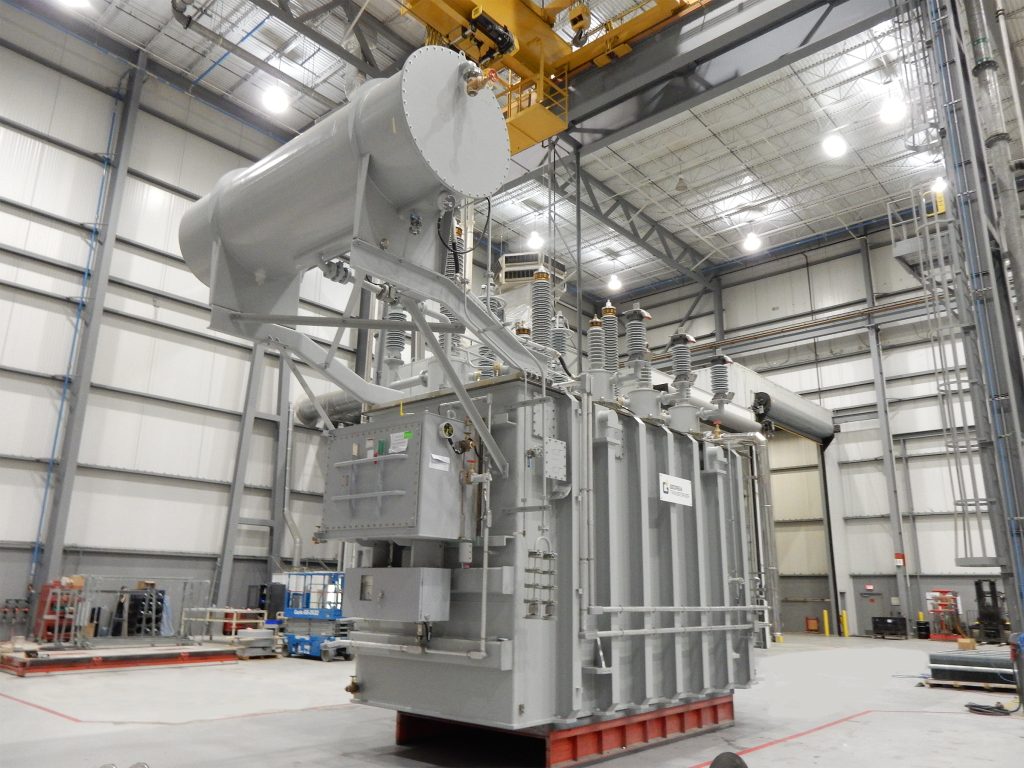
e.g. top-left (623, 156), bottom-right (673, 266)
top-left (407, 301), bottom-right (510, 477)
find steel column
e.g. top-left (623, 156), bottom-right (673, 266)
top-left (32, 53), bottom-right (145, 596)
top-left (712, 278), bottom-right (724, 343)
top-left (214, 342), bottom-right (268, 605)
top-left (862, 240), bottom-right (914, 626)
top-left (268, 358), bottom-right (291, 571)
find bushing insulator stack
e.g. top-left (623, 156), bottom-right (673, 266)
top-left (384, 306), bottom-right (407, 364)
top-left (601, 301), bottom-right (619, 394)
top-left (623, 303), bottom-right (652, 389)
top-left (551, 312), bottom-right (570, 383)
top-left (710, 353), bottom-right (734, 404)
top-left (670, 333), bottom-right (696, 399)
top-left (531, 270), bottom-right (553, 350)
top-left (587, 316), bottom-right (604, 371)
top-left (477, 280), bottom-right (505, 377)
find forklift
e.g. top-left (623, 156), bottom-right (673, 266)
top-left (970, 579), bottom-right (1011, 644)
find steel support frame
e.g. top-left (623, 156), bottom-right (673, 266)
top-left (546, 156), bottom-right (711, 290)
top-left (243, 0), bottom-right (401, 78)
top-left (214, 343), bottom-right (269, 606)
top-left (32, 52), bottom-right (145, 600)
top-left (506, 0), bottom-right (896, 187)
top-left (925, 0), bottom-right (1024, 630)
top-left (861, 240), bottom-right (915, 626)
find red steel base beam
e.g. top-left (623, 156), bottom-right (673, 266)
top-left (396, 694), bottom-right (735, 767)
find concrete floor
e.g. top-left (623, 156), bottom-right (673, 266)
top-left (0, 635), bottom-right (1020, 767)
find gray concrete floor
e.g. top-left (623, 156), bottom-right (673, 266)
top-left (0, 635), bottom-right (1020, 767)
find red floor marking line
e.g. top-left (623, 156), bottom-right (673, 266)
top-left (0, 691), bottom-right (82, 723)
top-left (687, 709), bottom-right (873, 768)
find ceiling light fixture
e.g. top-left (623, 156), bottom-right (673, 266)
top-left (262, 84), bottom-right (291, 114)
top-left (879, 96), bottom-right (907, 125)
top-left (822, 133), bottom-right (848, 158)
top-left (742, 232), bottom-right (762, 252)
top-left (608, 274), bottom-right (622, 291)
top-left (526, 231), bottom-right (544, 250)
top-left (930, 177), bottom-right (948, 194)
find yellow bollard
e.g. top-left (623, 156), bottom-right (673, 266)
top-left (840, 610), bottom-right (850, 637)
top-left (823, 609), bottom-right (831, 637)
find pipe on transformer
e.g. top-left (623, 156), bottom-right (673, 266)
top-left (707, 431), bottom-right (782, 642)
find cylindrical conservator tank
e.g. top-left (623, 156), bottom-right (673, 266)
top-left (178, 46), bottom-right (511, 286)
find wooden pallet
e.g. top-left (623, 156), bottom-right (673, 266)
top-left (924, 678), bottom-right (1017, 692)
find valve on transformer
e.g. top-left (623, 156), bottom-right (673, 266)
top-left (710, 352), bottom-right (735, 405)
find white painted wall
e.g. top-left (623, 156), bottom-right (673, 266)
top-left (0, 8), bottom-right (357, 599)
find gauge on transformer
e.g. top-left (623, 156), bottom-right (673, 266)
top-left (440, 421), bottom-right (456, 440)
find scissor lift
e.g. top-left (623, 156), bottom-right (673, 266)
top-left (282, 572), bottom-right (352, 661)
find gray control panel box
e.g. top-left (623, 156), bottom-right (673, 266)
top-left (320, 411), bottom-right (466, 541)
top-left (344, 567), bottom-right (451, 623)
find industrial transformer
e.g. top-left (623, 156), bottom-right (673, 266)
top-left (179, 44), bottom-right (779, 761)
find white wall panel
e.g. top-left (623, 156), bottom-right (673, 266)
top-left (776, 523), bottom-right (829, 574)
top-left (66, 471), bottom-right (227, 553)
top-left (912, 515), bottom-right (999, 575)
top-left (838, 462), bottom-right (886, 517)
top-left (0, 48), bottom-right (114, 153)
top-left (723, 273), bottom-right (812, 330)
top-left (0, 132), bottom-right (106, 221)
top-left (772, 471), bottom-right (824, 521)
top-left (0, 288), bottom-right (75, 375)
top-left (116, 176), bottom-right (191, 255)
top-left (809, 255), bottom-right (864, 308)
top-left (842, 518), bottom-right (897, 573)
top-left (0, 460), bottom-right (47, 541)
top-left (0, 374), bottom-right (62, 459)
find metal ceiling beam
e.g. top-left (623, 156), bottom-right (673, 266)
top-left (6, 0), bottom-right (296, 144)
top-left (171, 4), bottom-right (339, 108)
top-left (549, 163), bottom-right (712, 290)
top-left (244, 0), bottom-right (395, 77)
top-left (507, 0), bottom-right (895, 186)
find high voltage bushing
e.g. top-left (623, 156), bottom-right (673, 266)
top-left (601, 301), bottom-right (618, 393)
top-left (670, 332), bottom-right (696, 398)
top-left (587, 316), bottom-right (604, 371)
top-left (551, 312), bottom-right (570, 382)
top-left (623, 303), bottom-right (652, 388)
top-left (384, 306), bottom-right (407, 361)
top-left (531, 270), bottom-right (553, 350)
top-left (710, 352), bottom-right (734, 404)
top-left (477, 281), bottom-right (505, 377)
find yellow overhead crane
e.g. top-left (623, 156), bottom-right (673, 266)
top-left (402, 0), bottom-right (713, 153)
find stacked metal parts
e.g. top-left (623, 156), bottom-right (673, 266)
top-left (178, 45), bottom-right (786, 754)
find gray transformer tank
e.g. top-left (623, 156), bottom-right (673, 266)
top-left (320, 375), bottom-right (757, 730)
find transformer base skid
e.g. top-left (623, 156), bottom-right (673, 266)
top-left (0, 644), bottom-right (237, 676)
top-left (395, 694), bottom-right (735, 767)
